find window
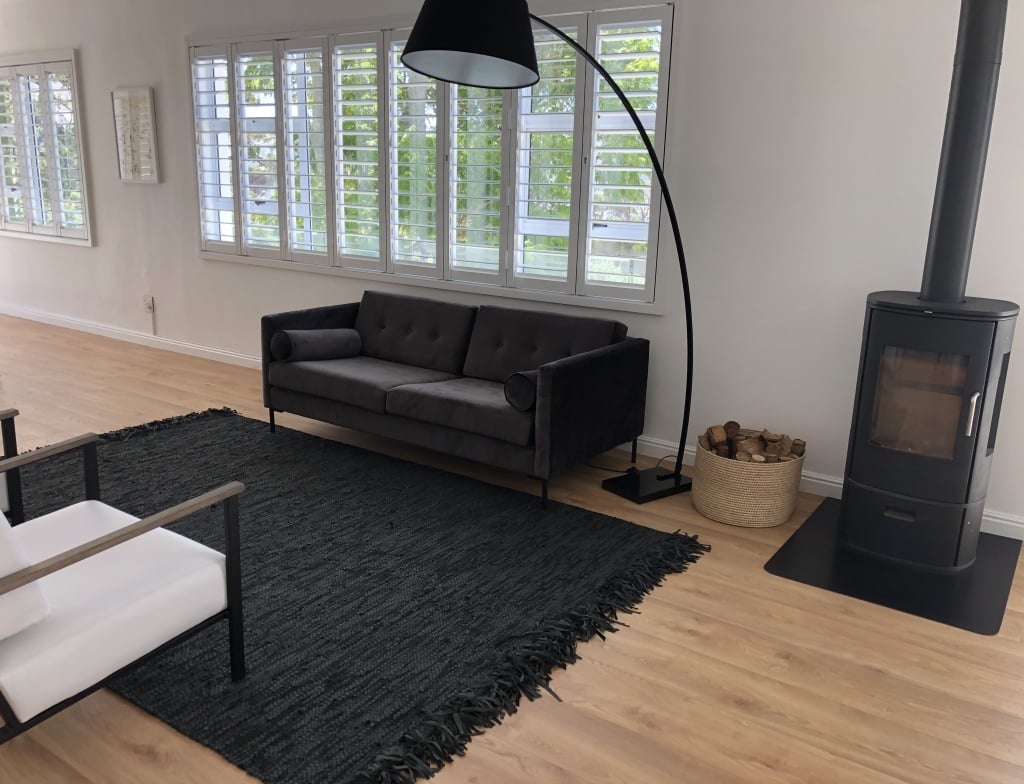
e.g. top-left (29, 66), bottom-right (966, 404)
top-left (188, 6), bottom-right (671, 304)
top-left (0, 51), bottom-right (90, 244)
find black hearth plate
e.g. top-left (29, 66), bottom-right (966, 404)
top-left (765, 498), bottom-right (1021, 635)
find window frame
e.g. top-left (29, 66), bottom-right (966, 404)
top-left (186, 5), bottom-right (673, 310)
top-left (0, 49), bottom-right (92, 246)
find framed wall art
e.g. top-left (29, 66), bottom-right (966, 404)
top-left (111, 87), bottom-right (159, 183)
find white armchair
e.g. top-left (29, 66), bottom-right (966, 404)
top-left (0, 429), bottom-right (246, 743)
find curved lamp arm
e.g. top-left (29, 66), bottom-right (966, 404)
top-left (530, 14), bottom-right (694, 482)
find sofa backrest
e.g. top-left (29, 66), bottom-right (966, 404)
top-left (353, 291), bottom-right (478, 374)
top-left (462, 305), bottom-right (627, 382)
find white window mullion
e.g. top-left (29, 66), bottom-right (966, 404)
top-left (273, 40), bottom-right (290, 261)
top-left (573, 18), bottom-right (598, 298)
top-left (500, 90), bottom-right (517, 287)
top-left (438, 81), bottom-right (450, 281)
top-left (378, 31), bottom-right (391, 273)
top-left (322, 38), bottom-right (337, 268)
top-left (226, 45), bottom-right (243, 254)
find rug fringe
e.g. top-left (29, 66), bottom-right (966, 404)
top-left (101, 408), bottom-right (237, 442)
top-left (352, 532), bottom-right (711, 783)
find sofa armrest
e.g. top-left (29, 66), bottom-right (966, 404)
top-left (261, 302), bottom-right (360, 406)
top-left (534, 337), bottom-right (649, 479)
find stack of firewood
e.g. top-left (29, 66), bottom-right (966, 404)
top-left (697, 421), bottom-right (806, 464)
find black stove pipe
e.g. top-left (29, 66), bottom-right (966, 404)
top-left (920, 0), bottom-right (1007, 304)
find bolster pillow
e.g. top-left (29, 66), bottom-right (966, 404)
top-left (504, 370), bottom-right (539, 412)
top-left (271, 328), bottom-right (362, 362)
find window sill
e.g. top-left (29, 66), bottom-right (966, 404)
top-left (0, 229), bottom-right (93, 247)
top-left (202, 251), bottom-right (667, 316)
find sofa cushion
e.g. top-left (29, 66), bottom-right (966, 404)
top-left (504, 369), bottom-right (539, 412)
top-left (0, 511), bottom-right (51, 643)
top-left (462, 305), bottom-right (627, 382)
top-left (0, 501), bottom-right (226, 722)
top-left (269, 356), bottom-right (457, 413)
top-left (353, 291), bottom-right (477, 375)
top-left (387, 378), bottom-right (534, 446)
top-left (271, 328), bottom-right (362, 362)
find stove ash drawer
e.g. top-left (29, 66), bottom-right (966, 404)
top-left (841, 482), bottom-right (982, 569)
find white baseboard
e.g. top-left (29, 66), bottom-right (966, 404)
top-left (6, 302), bottom-right (1024, 541)
top-left (634, 435), bottom-right (1024, 540)
top-left (0, 302), bottom-right (260, 369)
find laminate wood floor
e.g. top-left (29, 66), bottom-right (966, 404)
top-left (1, 313), bottom-right (1022, 784)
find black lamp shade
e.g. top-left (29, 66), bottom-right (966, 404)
top-left (401, 0), bottom-right (540, 89)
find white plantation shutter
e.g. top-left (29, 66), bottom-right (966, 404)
top-left (448, 84), bottom-right (504, 282)
top-left (186, 7), bottom-right (671, 306)
top-left (388, 37), bottom-right (441, 276)
top-left (282, 41), bottom-right (329, 262)
top-left (0, 70), bottom-right (28, 231)
top-left (579, 11), bottom-right (668, 301)
top-left (513, 22), bottom-right (585, 293)
top-left (0, 55), bottom-right (89, 243)
top-left (333, 36), bottom-right (383, 269)
top-left (191, 47), bottom-right (236, 252)
top-left (235, 45), bottom-right (282, 256)
top-left (46, 64), bottom-right (86, 238)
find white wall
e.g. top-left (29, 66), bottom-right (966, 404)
top-left (2, 0), bottom-right (1023, 523)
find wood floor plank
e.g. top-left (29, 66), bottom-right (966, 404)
top-left (1, 313), bottom-right (1023, 783)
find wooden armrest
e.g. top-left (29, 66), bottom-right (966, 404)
top-left (0, 433), bottom-right (99, 473)
top-left (0, 409), bottom-right (18, 422)
top-left (0, 481), bottom-right (245, 598)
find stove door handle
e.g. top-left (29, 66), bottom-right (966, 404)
top-left (965, 391), bottom-right (981, 438)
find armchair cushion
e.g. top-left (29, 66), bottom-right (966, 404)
top-left (0, 511), bottom-right (50, 642)
top-left (270, 328), bottom-right (362, 362)
top-left (0, 501), bottom-right (227, 722)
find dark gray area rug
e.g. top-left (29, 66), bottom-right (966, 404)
top-left (18, 410), bottom-right (709, 783)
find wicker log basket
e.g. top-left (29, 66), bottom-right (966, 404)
top-left (692, 427), bottom-right (804, 528)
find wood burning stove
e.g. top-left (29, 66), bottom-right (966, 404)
top-left (838, 0), bottom-right (1018, 572)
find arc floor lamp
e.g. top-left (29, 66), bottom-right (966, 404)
top-left (403, 0), bottom-right (695, 503)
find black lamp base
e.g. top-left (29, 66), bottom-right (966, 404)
top-left (602, 467), bottom-right (693, 504)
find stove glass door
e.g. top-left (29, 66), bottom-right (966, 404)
top-left (869, 347), bottom-right (969, 460)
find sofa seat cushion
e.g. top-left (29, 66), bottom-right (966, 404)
top-left (269, 356), bottom-right (458, 413)
top-left (387, 378), bottom-right (534, 446)
top-left (0, 501), bottom-right (227, 722)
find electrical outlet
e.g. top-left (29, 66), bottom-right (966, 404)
top-left (143, 295), bottom-right (155, 313)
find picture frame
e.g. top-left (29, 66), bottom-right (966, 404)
top-left (111, 87), bottom-right (159, 184)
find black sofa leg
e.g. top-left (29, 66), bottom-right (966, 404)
top-left (268, 409), bottom-right (276, 433)
top-left (631, 438), bottom-right (638, 464)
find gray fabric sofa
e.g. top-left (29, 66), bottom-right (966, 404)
top-left (261, 291), bottom-right (650, 499)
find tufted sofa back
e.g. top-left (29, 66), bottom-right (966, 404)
top-left (354, 291), bottom-right (478, 374)
top-left (462, 305), bottom-right (627, 382)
